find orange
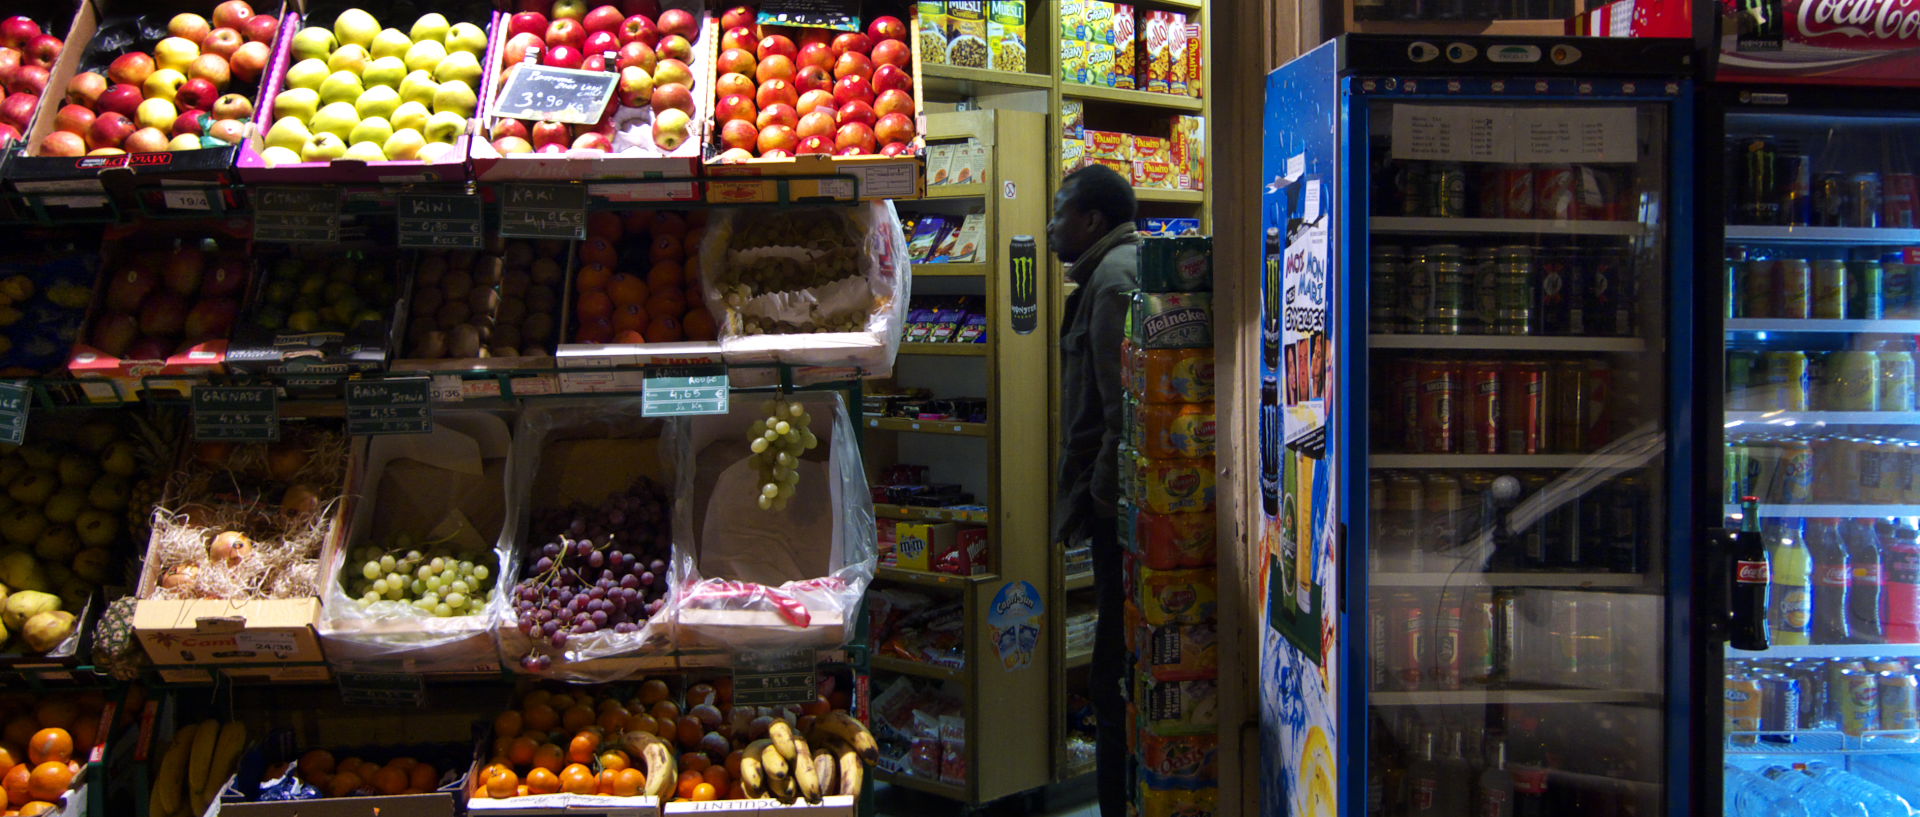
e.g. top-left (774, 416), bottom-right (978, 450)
top-left (560, 763), bottom-right (597, 795)
top-left (327, 770), bottom-right (363, 798)
top-left (408, 763), bottom-right (438, 791)
top-left (638, 679), bottom-right (671, 705)
top-left (576, 262), bottom-right (614, 292)
top-left (485, 767), bottom-right (518, 799)
top-left (67, 720), bottom-right (96, 755)
top-left (645, 316), bottom-right (685, 343)
top-left (675, 716), bottom-right (702, 748)
top-left (491, 736), bottom-right (514, 759)
top-left (547, 693), bottom-right (576, 712)
top-left (576, 291), bottom-right (613, 322)
top-left (679, 753), bottom-right (710, 773)
top-left (612, 304), bottom-right (648, 334)
top-left (522, 689), bottom-right (553, 709)
top-left (30, 705), bottom-right (72, 733)
top-left (676, 769), bottom-right (702, 799)
top-left (532, 744), bottom-right (567, 773)
top-left (683, 308), bottom-right (717, 341)
top-left (649, 235), bottom-right (683, 263)
top-left (652, 212), bottom-right (687, 236)
top-left (20, 801), bottom-right (56, 815)
top-left (562, 706), bottom-right (598, 733)
top-left (597, 769), bottom-right (618, 795)
top-left (567, 732), bottom-right (601, 765)
top-left (613, 329), bottom-right (647, 344)
top-left (523, 703), bottom-right (560, 732)
top-left (494, 710), bottom-right (524, 739)
top-left (608, 272), bottom-right (650, 306)
top-left (22, 733), bottom-right (65, 768)
top-left (337, 757), bottom-right (365, 777)
top-left (525, 766), bottom-right (561, 795)
top-left (613, 767), bottom-right (646, 796)
top-left (372, 765), bottom-right (409, 795)
top-left (626, 713), bottom-right (659, 735)
top-left (646, 260), bottom-right (683, 291)
top-left (580, 238), bottom-right (619, 268)
top-left (598, 749), bottom-right (631, 771)
top-left (507, 737), bottom-right (539, 766)
top-left (702, 765), bottom-right (728, 789)
top-left (577, 316), bottom-right (615, 344)
top-left (2, 763), bottom-right (28, 806)
top-left (596, 707), bottom-right (630, 734)
top-left (0, 720), bottom-right (32, 751)
top-left (389, 757), bottom-right (418, 772)
top-left (691, 782), bottom-right (717, 801)
top-left (621, 210), bottom-right (655, 233)
top-left (588, 211), bottom-right (624, 241)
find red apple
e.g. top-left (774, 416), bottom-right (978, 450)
top-left (183, 298), bottom-right (239, 341)
top-left (618, 14), bottom-right (658, 46)
top-left (176, 77), bottom-right (219, 111)
top-left (0, 49), bottom-right (18, 81)
top-left (139, 290), bottom-right (189, 336)
top-left (583, 5), bottom-right (626, 33)
top-left (170, 14), bottom-right (213, 45)
top-left (655, 34), bottom-right (691, 62)
top-left (572, 131), bottom-right (612, 151)
top-left (758, 34), bottom-right (796, 60)
top-left (868, 15), bottom-right (907, 43)
top-left (105, 267), bottom-right (157, 312)
top-left (616, 40), bottom-right (656, 72)
top-left (544, 44), bottom-right (585, 69)
top-left (714, 93), bottom-right (755, 124)
top-left (53, 104), bottom-right (93, 134)
top-left (762, 148), bottom-right (791, 158)
top-left (794, 65), bottom-right (832, 94)
top-left (162, 246), bottom-right (205, 295)
top-left (231, 41), bottom-right (269, 82)
top-left (88, 313), bottom-right (138, 357)
top-left (833, 32), bottom-right (872, 55)
top-left (211, 93), bottom-right (252, 119)
top-left (875, 112), bottom-right (914, 146)
top-left (797, 42), bottom-right (834, 72)
top-left (547, 19), bottom-right (586, 48)
top-left (798, 28), bottom-right (833, 49)
top-left (123, 126), bottom-right (168, 153)
top-left (715, 72), bottom-right (754, 99)
top-left (531, 119), bottom-right (569, 148)
top-left (796, 110), bottom-right (834, 139)
top-left (109, 52), bottom-right (155, 86)
top-left (241, 13), bottom-right (279, 44)
top-left (23, 34), bottom-right (59, 68)
top-left (719, 118), bottom-right (756, 152)
top-left (797, 88), bottom-right (836, 116)
top-left (125, 337), bottom-right (175, 360)
top-left (832, 75), bottom-right (873, 107)
top-left (201, 28), bottom-right (244, 58)
top-left (171, 110), bottom-right (208, 137)
top-left (95, 84), bottom-right (142, 119)
top-left (756, 54), bottom-right (794, 84)
top-left (720, 25), bottom-right (756, 53)
top-left (881, 140), bottom-right (911, 157)
top-left (835, 99), bottom-right (875, 128)
top-left (504, 32), bottom-right (544, 66)
top-left (583, 30), bottom-right (619, 59)
top-left (875, 89), bottom-right (914, 119)
top-left (796, 133), bottom-right (831, 155)
top-left (834, 51), bottom-right (873, 82)
top-left (87, 111), bottom-right (134, 149)
top-left (756, 123), bottom-right (796, 154)
top-left (0, 92), bottom-right (31, 130)
top-left (652, 58), bottom-right (691, 87)
top-left (836, 145), bottom-right (865, 156)
top-left (0, 17), bottom-right (39, 49)
top-left (491, 118), bottom-right (530, 141)
top-left (492, 135), bottom-right (533, 154)
top-left (211, 1), bottom-right (254, 30)
top-left (720, 5), bottom-right (756, 31)
top-left (717, 146), bottom-right (752, 163)
top-left (650, 82), bottom-right (693, 116)
top-left (756, 78), bottom-right (797, 110)
top-left (8, 63), bottom-right (47, 95)
top-left (872, 39), bottom-right (910, 70)
top-left (716, 48), bottom-right (756, 77)
top-left (537, 142), bottom-right (567, 154)
top-left (873, 63), bottom-right (911, 95)
top-left (509, 11), bottom-right (549, 38)
top-left (203, 256), bottom-right (247, 297)
top-left (207, 117), bottom-right (245, 143)
top-left (657, 8), bottom-right (696, 39)
top-left (756, 102), bottom-right (797, 131)
top-left (835, 122), bottom-right (876, 154)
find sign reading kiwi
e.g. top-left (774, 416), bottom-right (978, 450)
top-left (0, 381), bottom-right (28, 445)
top-left (192, 386), bottom-right (280, 442)
top-left (397, 195), bottom-right (484, 250)
top-left (499, 184), bottom-right (588, 240)
top-left (758, 0), bottom-right (862, 31)
top-left (491, 65), bottom-right (620, 125)
top-left (345, 378), bottom-right (434, 435)
top-left (1009, 235), bottom-right (1037, 334)
top-left (253, 187), bottom-right (342, 244)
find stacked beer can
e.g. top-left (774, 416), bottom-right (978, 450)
top-left (1119, 235), bottom-right (1220, 817)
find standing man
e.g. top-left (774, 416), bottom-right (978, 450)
top-left (1049, 163), bottom-right (1138, 817)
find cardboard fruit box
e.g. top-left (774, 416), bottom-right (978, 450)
top-left (5, 0), bottom-right (294, 219)
top-left (233, 6), bottom-right (495, 184)
top-left (467, 1), bottom-right (708, 191)
top-left (220, 735), bottom-right (471, 817)
top-left (387, 240), bottom-right (573, 400)
top-left (221, 241), bottom-right (415, 379)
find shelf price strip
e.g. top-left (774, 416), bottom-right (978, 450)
top-left (253, 186), bottom-right (342, 243)
top-left (397, 194), bottom-right (483, 249)
top-left (192, 386), bottom-right (279, 442)
top-left (336, 671), bottom-right (427, 707)
top-left (345, 378), bottom-right (434, 435)
top-left (0, 381), bottom-right (26, 445)
top-left (499, 184), bottom-right (588, 240)
top-left (641, 367), bottom-right (730, 417)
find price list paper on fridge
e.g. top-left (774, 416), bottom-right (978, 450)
top-left (1391, 105), bottom-right (1638, 164)
top-left (1390, 105), bottom-right (1510, 163)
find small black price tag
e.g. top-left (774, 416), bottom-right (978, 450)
top-left (0, 382), bottom-right (28, 446)
top-left (345, 377), bottom-right (434, 435)
top-left (397, 194), bottom-right (483, 249)
top-left (734, 648), bottom-right (817, 706)
top-left (492, 65), bottom-right (620, 124)
top-left (336, 671), bottom-right (427, 707)
top-left (499, 184), bottom-right (588, 240)
top-left (641, 367), bottom-right (729, 417)
top-left (192, 386), bottom-right (279, 442)
top-left (253, 187), bottom-right (342, 243)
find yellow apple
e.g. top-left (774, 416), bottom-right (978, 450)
top-left (326, 43), bottom-right (370, 75)
top-left (333, 9), bottom-right (381, 50)
top-left (390, 100), bottom-right (429, 132)
top-left (355, 85), bottom-right (400, 120)
top-left (264, 116), bottom-right (312, 152)
top-left (370, 28), bottom-right (413, 60)
top-left (317, 71), bottom-right (364, 106)
top-left (144, 69), bottom-right (188, 103)
top-left (153, 37), bottom-right (200, 72)
top-left (291, 26), bottom-right (336, 62)
top-left (433, 50), bottom-right (481, 88)
top-left (445, 22), bottom-right (487, 56)
top-left (431, 79), bottom-right (475, 117)
top-left (309, 101), bottom-right (361, 140)
top-left (403, 39), bottom-right (447, 74)
top-left (301, 131), bottom-right (348, 162)
top-left (344, 140), bottom-right (387, 162)
top-left (362, 56), bottom-right (405, 89)
top-left (272, 87), bottom-right (319, 124)
top-left (383, 127), bottom-right (426, 160)
top-left (261, 145), bottom-right (303, 166)
top-left (423, 110), bottom-right (466, 143)
top-left (409, 13), bottom-right (450, 45)
top-left (398, 71), bottom-right (438, 107)
top-left (284, 58), bottom-right (329, 91)
top-left (348, 115), bottom-right (393, 146)
top-left (136, 97), bottom-right (178, 131)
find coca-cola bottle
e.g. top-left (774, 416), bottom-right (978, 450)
top-left (1808, 518), bottom-right (1851, 644)
top-left (1884, 522), bottom-right (1920, 643)
top-left (1729, 498), bottom-right (1772, 651)
top-left (1844, 518), bottom-right (1886, 643)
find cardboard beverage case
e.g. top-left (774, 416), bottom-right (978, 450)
top-left (1121, 501), bottom-right (1216, 570)
top-left (1137, 619), bottom-right (1219, 681)
top-left (1127, 290), bottom-right (1212, 349)
top-left (1132, 560), bottom-right (1217, 627)
top-left (1121, 445), bottom-right (1214, 515)
top-left (1124, 397), bottom-right (1215, 459)
top-left (8, 0), bottom-right (295, 218)
top-left (235, 8), bottom-right (493, 184)
top-left (1138, 235), bottom-right (1213, 293)
top-left (1122, 342), bottom-right (1215, 403)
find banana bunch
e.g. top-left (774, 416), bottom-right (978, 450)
top-left (618, 729), bottom-right (680, 800)
top-left (149, 718), bottom-right (247, 817)
top-left (740, 711), bottom-right (878, 803)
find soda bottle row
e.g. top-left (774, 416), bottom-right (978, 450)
top-left (1372, 708), bottom-right (1655, 817)
top-left (1727, 345), bottom-right (1918, 412)
top-left (1370, 243), bottom-right (1637, 337)
top-left (1370, 587), bottom-right (1650, 692)
top-left (1728, 436), bottom-right (1920, 506)
top-left (1726, 763), bottom-right (1914, 817)
top-left (1377, 356), bottom-right (1636, 455)
top-left (1729, 134), bottom-right (1920, 228)
top-left (1729, 248), bottom-right (1918, 320)
top-left (1725, 657), bottom-right (1920, 741)
top-left (1745, 518), bottom-right (1920, 647)
top-left (1373, 156), bottom-right (1633, 222)
top-left (1371, 470), bottom-right (1652, 575)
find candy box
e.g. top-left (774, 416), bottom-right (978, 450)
top-left (934, 526), bottom-right (988, 575)
top-left (957, 313), bottom-right (988, 344)
top-left (895, 521), bottom-right (955, 572)
top-left (1124, 343), bottom-right (1215, 402)
top-left (909, 216), bottom-right (949, 262)
top-left (1140, 236), bottom-right (1214, 293)
top-left (1083, 1), bottom-right (1117, 44)
top-left (1122, 501), bottom-right (1216, 569)
top-left (1135, 732), bottom-right (1218, 786)
top-left (1061, 0), bottom-right (1087, 40)
top-left (918, 1), bottom-right (949, 64)
top-left (1140, 620), bottom-right (1219, 681)
top-left (1134, 562), bottom-right (1217, 626)
top-left (1061, 138), bottom-right (1087, 175)
top-left (1060, 39), bottom-right (1087, 84)
top-left (1123, 446), bottom-right (1214, 515)
top-left (1125, 398), bottom-right (1215, 459)
top-left (1138, 676), bottom-right (1219, 736)
top-left (1061, 101), bottom-right (1085, 140)
top-left (1128, 291), bottom-right (1213, 349)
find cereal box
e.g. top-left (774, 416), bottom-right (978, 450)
top-left (1140, 620), bottom-right (1219, 680)
top-left (1084, 1), bottom-right (1117, 44)
top-left (1061, 100), bottom-right (1085, 140)
top-left (945, 1), bottom-right (988, 67)
top-left (1128, 291), bottom-right (1213, 349)
top-left (1061, 138), bottom-right (1086, 175)
top-left (1184, 20), bottom-right (1203, 98)
top-left (1061, 0), bottom-right (1086, 40)
top-left (987, 1), bottom-right (1027, 72)
top-left (895, 521), bottom-right (955, 571)
top-left (1139, 676), bottom-right (1218, 736)
top-left (1167, 12), bottom-right (1189, 95)
top-left (1122, 447), bottom-right (1215, 515)
top-left (1125, 398), bottom-right (1216, 459)
top-left (918, 1), bottom-right (948, 65)
top-left (1140, 235), bottom-right (1213, 292)
top-left (1122, 501), bottom-right (1217, 568)
top-left (1115, 5), bottom-right (1138, 89)
top-left (949, 212), bottom-right (986, 263)
top-left (1060, 39), bottom-right (1087, 84)
top-left (1134, 563), bottom-right (1217, 626)
top-left (1088, 42), bottom-right (1116, 87)
top-left (1087, 130), bottom-right (1128, 161)
top-left (1143, 12), bottom-right (1171, 93)
top-left (1123, 343), bottom-right (1215, 402)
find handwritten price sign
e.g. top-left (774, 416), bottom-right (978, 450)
top-left (493, 65), bottom-right (619, 125)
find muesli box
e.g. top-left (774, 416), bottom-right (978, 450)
top-left (987, 1), bottom-right (1028, 72)
top-left (918, 1), bottom-right (948, 65)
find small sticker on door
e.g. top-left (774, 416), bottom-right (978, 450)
top-left (1488, 45), bottom-right (1541, 63)
top-left (1445, 43), bottom-right (1477, 63)
top-left (1004, 180), bottom-right (1017, 199)
top-left (1551, 44), bottom-right (1582, 65)
top-left (1407, 42), bottom-right (1439, 62)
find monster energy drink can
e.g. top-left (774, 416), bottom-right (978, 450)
top-left (1009, 235), bottom-right (1038, 335)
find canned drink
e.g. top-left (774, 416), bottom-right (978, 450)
top-left (1728, 443), bottom-right (1751, 504)
top-left (1393, 359), bottom-right (1420, 452)
top-left (1748, 441), bottom-right (1787, 503)
top-left (1782, 154), bottom-right (1813, 226)
top-left (1813, 259), bottom-right (1849, 319)
top-left (1490, 590), bottom-right (1517, 684)
top-left (1431, 591), bottom-right (1463, 691)
top-left (1878, 671), bottom-right (1919, 739)
top-left (1368, 599), bottom-right (1390, 690)
top-left (1428, 255), bottom-right (1469, 335)
top-left (1781, 441), bottom-right (1815, 504)
top-left (1476, 166), bottom-right (1505, 219)
top-left (1504, 362), bottom-right (1548, 454)
top-left (1740, 137), bottom-right (1780, 225)
top-left (1388, 592), bottom-right (1427, 689)
top-left (1850, 258), bottom-right (1887, 319)
top-left (1462, 362), bottom-right (1503, 454)
top-left (1519, 473), bottom-right (1551, 568)
top-left (1401, 248), bottom-right (1434, 334)
top-left (1880, 348), bottom-right (1915, 412)
top-left (1553, 362), bottom-right (1590, 453)
top-left (1370, 246), bottom-right (1402, 333)
top-left (1399, 161), bottom-right (1429, 218)
top-left (1494, 247), bottom-right (1535, 335)
top-left (1741, 259), bottom-right (1776, 318)
top-left (1813, 438), bottom-right (1852, 502)
top-left (1784, 663), bottom-right (1826, 730)
top-left (1728, 350), bottom-right (1762, 410)
top-left (1424, 473), bottom-right (1463, 555)
top-left (1777, 257), bottom-right (1812, 319)
top-left (1900, 443), bottom-right (1920, 505)
top-left (1580, 361), bottom-right (1613, 451)
top-left (1885, 172), bottom-right (1919, 229)
top-left (1470, 248), bottom-right (1498, 334)
top-left (1851, 172), bottom-right (1884, 228)
top-left (1758, 673), bottom-right (1803, 741)
top-left (1538, 248), bottom-right (1576, 335)
top-left (1827, 660), bottom-right (1869, 726)
top-left (1577, 165), bottom-right (1625, 221)
top-left (1764, 351), bottom-right (1812, 411)
top-left (1536, 164), bottom-right (1576, 220)
top-left (1589, 249), bottom-right (1634, 336)
top-left (1816, 172), bottom-right (1851, 227)
top-left (1504, 166), bottom-right (1535, 220)
top-left (1432, 162), bottom-right (1468, 218)
top-left (1460, 589), bottom-right (1496, 686)
top-left (1602, 475), bottom-right (1645, 572)
top-left (1841, 667), bottom-right (1884, 736)
top-left (1384, 473), bottom-right (1425, 572)
top-left (1867, 657), bottom-right (1907, 674)
top-left (1855, 440), bottom-right (1896, 505)
top-left (1415, 360), bottom-right (1461, 453)
top-left (1727, 675), bottom-right (1763, 745)
top-left (1887, 255), bottom-right (1914, 318)
top-left (1828, 351), bottom-right (1880, 411)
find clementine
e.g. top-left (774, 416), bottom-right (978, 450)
top-left (560, 763), bottom-right (597, 795)
top-left (525, 767), bottom-right (561, 794)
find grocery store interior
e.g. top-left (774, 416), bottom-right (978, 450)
top-left (0, 0), bottom-right (1916, 816)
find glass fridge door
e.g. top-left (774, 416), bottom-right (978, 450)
top-left (1721, 109), bottom-right (1920, 811)
top-left (1360, 94), bottom-right (1674, 817)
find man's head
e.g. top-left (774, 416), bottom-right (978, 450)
top-left (1048, 164), bottom-right (1135, 264)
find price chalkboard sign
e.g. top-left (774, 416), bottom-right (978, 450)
top-left (336, 671), bottom-right (427, 707)
top-left (759, 0), bottom-right (861, 30)
top-left (192, 386), bottom-right (280, 442)
top-left (642, 367), bottom-right (729, 416)
top-left (0, 382), bottom-right (28, 446)
top-left (397, 194), bottom-right (483, 249)
top-left (253, 186), bottom-right (342, 243)
top-left (499, 184), bottom-right (588, 240)
top-left (345, 378), bottom-right (433, 435)
top-left (492, 65), bottom-right (620, 125)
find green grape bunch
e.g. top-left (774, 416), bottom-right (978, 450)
top-left (343, 531), bottom-right (498, 618)
top-left (747, 397), bottom-right (821, 511)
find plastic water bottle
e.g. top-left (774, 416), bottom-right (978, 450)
top-left (1727, 765), bottom-right (1812, 817)
top-left (1805, 762), bottom-right (1915, 817)
top-left (1762, 767), bottom-right (1869, 817)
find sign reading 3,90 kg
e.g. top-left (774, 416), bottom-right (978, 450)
top-left (491, 65), bottom-right (619, 125)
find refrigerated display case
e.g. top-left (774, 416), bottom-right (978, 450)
top-left (1257, 36), bottom-right (1697, 817)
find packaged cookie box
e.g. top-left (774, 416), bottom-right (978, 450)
top-left (1139, 236), bottom-right (1214, 293)
top-left (1122, 343), bottom-right (1215, 403)
top-left (1121, 445), bottom-right (1214, 516)
top-left (1060, 39), bottom-right (1087, 84)
top-left (1124, 397), bottom-right (1215, 459)
top-left (1141, 12), bottom-right (1173, 93)
top-left (1127, 291), bottom-right (1213, 349)
top-left (1121, 501), bottom-right (1216, 570)
top-left (1167, 11), bottom-right (1191, 95)
top-left (1131, 561), bottom-right (1217, 626)
top-left (1114, 5), bottom-right (1138, 89)
top-left (1083, 1), bottom-right (1117, 43)
top-left (1138, 619), bottom-right (1219, 681)
top-left (1061, 139), bottom-right (1087, 176)
top-left (1086, 130), bottom-right (1128, 162)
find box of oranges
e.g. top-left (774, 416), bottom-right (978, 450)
top-left (551, 208), bottom-right (724, 395)
top-left (216, 734), bottom-right (470, 817)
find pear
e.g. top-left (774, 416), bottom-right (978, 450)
top-left (318, 70), bottom-right (365, 107)
top-left (333, 8), bottom-right (381, 49)
top-left (55, 454), bottom-right (98, 488)
top-left (409, 13), bottom-right (451, 45)
top-left (99, 441), bottom-right (136, 477)
top-left (362, 56), bottom-right (406, 89)
top-left (0, 457), bottom-right (22, 487)
top-left (432, 79), bottom-right (476, 117)
top-left (398, 70), bottom-right (439, 107)
top-left (284, 58), bottom-right (330, 91)
top-left (403, 39), bottom-right (447, 74)
top-left (355, 85), bottom-right (400, 120)
top-left (302, 132), bottom-right (350, 163)
top-left (32, 524), bottom-right (76, 563)
top-left (383, 128), bottom-right (427, 161)
top-left (41, 489), bottom-right (85, 524)
top-left (7, 470), bottom-right (56, 505)
top-left (390, 100), bottom-right (430, 133)
top-left (327, 43), bottom-right (371, 75)
top-left (3, 590), bottom-right (58, 631)
top-left (344, 141), bottom-right (388, 162)
top-left (72, 509), bottom-right (116, 548)
top-left (15, 445), bottom-right (54, 470)
top-left (433, 51), bottom-right (481, 88)
top-left (348, 114), bottom-right (394, 146)
top-left (86, 475), bottom-right (128, 511)
top-left (265, 116), bottom-right (313, 152)
top-left (370, 28), bottom-right (413, 60)
top-left (0, 552), bottom-right (46, 592)
top-left (309, 102), bottom-right (361, 140)
top-left (273, 87), bottom-right (320, 125)
top-left (23, 610), bottom-right (75, 652)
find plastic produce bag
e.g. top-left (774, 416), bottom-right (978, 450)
top-left (497, 399), bottom-right (676, 681)
top-left (698, 201), bottom-right (913, 378)
top-left (317, 412), bottom-right (512, 674)
top-left (665, 391), bottom-right (876, 651)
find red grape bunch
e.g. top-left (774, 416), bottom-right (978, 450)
top-left (512, 477), bottom-right (672, 671)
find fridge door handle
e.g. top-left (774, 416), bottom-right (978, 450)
top-left (1701, 527), bottom-right (1734, 644)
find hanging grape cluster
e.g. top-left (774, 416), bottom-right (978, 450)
top-left (747, 397), bottom-right (820, 511)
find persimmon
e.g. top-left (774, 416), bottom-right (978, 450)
top-left (373, 765), bottom-right (409, 795)
top-left (522, 690), bottom-right (553, 709)
top-left (612, 303), bottom-right (648, 334)
top-left (649, 235), bottom-right (683, 263)
top-left (327, 771), bottom-right (364, 798)
top-left (691, 782), bottom-right (717, 801)
top-left (598, 749), bottom-right (631, 771)
top-left (650, 701), bottom-right (680, 727)
top-left (408, 763), bottom-right (438, 791)
top-left (676, 770), bottom-right (702, 799)
top-left (508, 737), bottom-right (539, 766)
top-left (494, 710), bottom-right (524, 739)
top-left (3, 763), bottom-right (30, 806)
top-left (614, 767), bottom-right (646, 796)
top-left (613, 329), bottom-right (647, 344)
top-left (29, 705), bottom-right (72, 733)
top-left (575, 263), bottom-right (614, 292)
top-left (683, 308), bottom-right (718, 341)
top-left (24, 732), bottom-right (67, 767)
top-left (608, 273), bottom-right (650, 307)
top-left (702, 765), bottom-right (728, 789)
top-left (647, 260), bottom-right (683, 291)
top-left (597, 769), bottom-right (618, 795)
top-left (576, 291), bottom-right (614, 321)
top-left (485, 767), bottom-right (518, 798)
top-left (645, 316), bottom-right (685, 343)
top-left (523, 703), bottom-right (561, 732)
top-left (580, 237), bottom-right (618, 268)
top-left (588, 212), bottom-right (624, 241)
top-left (626, 713), bottom-right (659, 735)
top-left (638, 679), bottom-right (671, 705)
top-left (597, 708), bottom-right (630, 733)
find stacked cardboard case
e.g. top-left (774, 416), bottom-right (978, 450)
top-left (1118, 236), bottom-right (1220, 817)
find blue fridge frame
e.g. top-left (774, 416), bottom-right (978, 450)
top-left (1260, 35), bottom-right (1702, 817)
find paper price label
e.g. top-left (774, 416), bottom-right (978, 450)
top-left (345, 378), bottom-right (433, 435)
top-left (397, 194), bottom-right (483, 249)
top-left (641, 369), bottom-right (729, 416)
top-left (253, 186), bottom-right (342, 243)
top-left (163, 189), bottom-right (212, 210)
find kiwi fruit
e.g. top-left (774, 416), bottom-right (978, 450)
top-left (440, 270), bottom-right (473, 300)
top-left (501, 270), bottom-right (531, 297)
top-left (436, 301), bottom-right (471, 330)
top-left (497, 298), bottom-right (527, 325)
top-left (447, 324), bottom-right (482, 358)
top-left (416, 330), bottom-right (448, 359)
top-left (523, 312), bottom-right (554, 343)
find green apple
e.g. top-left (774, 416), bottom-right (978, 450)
top-left (261, 145), bottom-right (303, 167)
top-left (363, 56), bottom-right (406, 89)
top-left (264, 116), bottom-right (313, 151)
top-left (418, 141), bottom-right (455, 163)
top-left (309, 101), bottom-right (361, 139)
top-left (349, 115), bottom-right (393, 146)
top-left (431, 79), bottom-right (476, 117)
top-left (302, 132), bottom-right (349, 162)
top-left (445, 22), bottom-right (487, 55)
top-left (292, 26), bottom-right (337, 62)
top-left (398, 70), bottom-right (439, 106)
top-left (409, 13), bottom-right (451, 45)
top-left (424, 110), bottom-right (466, 143)
top-left (390, 100), bottom-right (429, 132)
top-left (327, 43), bottom-right (371, 75)
top-left (273, 88), bottom-right (319, 124)
top-left (383, 127), bottom-right (427, 160)
top-left (333, 9), bottom-right (381, 49)
top-left (370, 27), bottom-right (413, 60)
top-left (285, 58), bottom-right (330, 91)
top-left (136, 97), bottom-right (178, 131)
top-left (318, 70), bottom-right (365, 106)
top-left (403, 39), bottom-right (447, 74)
top-left (355, 84), bottom-right (400, 119)
top-left (344, 140), bottom-right (387, 162)
top-left (434, 50), bottom-right (482, 88)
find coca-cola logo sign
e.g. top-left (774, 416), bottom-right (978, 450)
top-left (1795, 0), bottom-right (1920, 46)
